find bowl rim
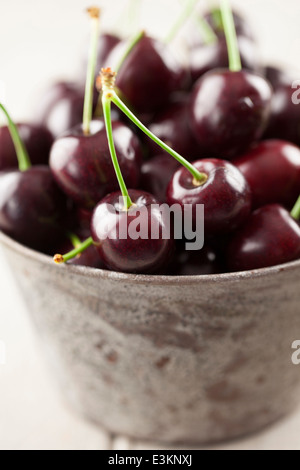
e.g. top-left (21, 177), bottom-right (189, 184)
top-left (1, 230), bottom-right (300, 286)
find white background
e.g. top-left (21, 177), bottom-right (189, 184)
top-left (1, 0), bottom-right (300, 450)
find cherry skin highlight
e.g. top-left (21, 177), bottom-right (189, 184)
top-left (0, 123), bottom-right (53, 170)
top-left (37, 82), bottom-right (86, 138)
top-left (233, 140), bottom-right (300, 209)
top-left (189, 69), bottom-right (272, 159)
top-left (0, 166), bottom-right (67, 251)
top-left (226, 204), bottom-right (300, 272)
top-left (140, 154), bottom-right (180, 203)
top-left (166, 159), bottom-right (252, 236)
top-left (91, 190), bottom-right (174, 274)
top-left (49, 119), bottom-right (142, 210)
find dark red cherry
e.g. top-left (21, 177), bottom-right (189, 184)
top-left (168, 245), bottom-right (221, 275)
top-left (189, 36), bottom-right (260, 84)
top-left (36, 82), bottom-right (86, 138)
top-left (0, 166), bottom-right (66, 251)
top-left (146, 98), bottom-right (203, 161)
top-left (91, 190), bottom-right (174, 274)
top-left (50, 119), bottom-right (142, 210)
top-left (166, 159), bottom-right (252, 236)
top-left (0, 123), bottom-right (53, 170)
top-left (233, 140), bottom-right (300, 209)
top-left (55, 232), bottom-right (104, 269)
top-left (76, 207), bottom-right (93, 231)
top-left (107, 35), bottom-right (186, 114)
top-left (189, 69), bottom-right (272, 159)
top-left (226, 204), bottom-right (300, 272)
top-left (140, 154), bottom-right (180, 203)
top-left (264, 66), bottom-right (300, 146)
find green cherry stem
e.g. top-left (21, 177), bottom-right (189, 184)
top-left (67, 231), bottom-right (82, 249)
top-left (83, 7), bottom-right (101, 136)
top-left (166, 0), bottom-right (199, 43)
top-left (0, 103), bottom-right (31, 172)
top-left (115, 30), bottom-right (145, 73)
top-left (98, 69), bottom-right (207, 185)
top-left (54, 237), bottom-right (94, 264)
top-left (195, 14), bottom-right (218, 45)
top-left (101, 78), bottom-right (133, 210)
top-left (220, 0), bottom-right (242, 72)
top-left (291, 196), bottom-right (300, 221)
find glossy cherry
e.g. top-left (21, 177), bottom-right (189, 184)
top-left (146, 98), bottom-right (203, 160)
top-left (50, 119), bottom-right (142, 210)
top-left (233, 140), bottom-right (300, 209)
top-left (226, 204), bottom-right (300, 272)
top-left (0, 166), bottom-right (66, 251)
top-left (95, 33), bottom-right (121, 71)
top-left (106, 35), bottom-right (186, 114)
top-left (0, 123), bottom-right (53, 170)
top-left (167, 159), bottom-right (252, 236)
top-left (189, 69), bottom-right (272, 159)
top-left (140, 154), bottom-right (180, 203)
top-left (189, 36), bottom-right (259, 84)
top-left (37, 81), bottom-right (86, 138)
top-left (264, 66), bottom-right (300, 146)
top-left (91, 190), bottom-right (174, 274)
top-left (168, 245), bottom-right (221, 275)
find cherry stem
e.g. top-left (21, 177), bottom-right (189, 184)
top-left (54, 237), bottom-right (94, 264)
top-left (115, 30), bottom-right (145, 73)
top-left (291, 196), bottom-right (300, 221)
top-left (220, 0), bottom-right (241, 72)
top-left (166, 0), bottom-right (202, 43)
top-left (102, 92), bottom-right (133, 210)
top-left (67, 231), bottom-right (82, 249)
top-left (0, 103), bottom-right (31, 172)
top-left (83, 7), bottom-right (101, 135)
top-left (195, 14), bottom-right (218, 45)
top-left (98, 70), bottom-right (206, 185)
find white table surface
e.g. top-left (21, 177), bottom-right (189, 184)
top-left (1, 0), bottom-right (300, 450)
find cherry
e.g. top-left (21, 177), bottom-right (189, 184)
top-left (189, 69), bottom-right (272, 159)
top-left (36, 81), bottom-right (86, 138)
top-left (91, 190), bottom-right (174, 274)
top-left (0, 166), bottom-right (66, 251)
top-left (0, 123), bottom-right (53, 170)
top-left (146, 98), bottom-right (203, 160)
top-left (140, 154), bottom-right (180, 203)
top-left (264, 66), bottom-right (300, 146)
top-left (167, 159), bottom-right (252, 236)
top-left (106, 35), bottom-right (186, 114)
top-left (233, 140), bottom-right (300, 209)
top-left (189, 36), bottom-right (259, 84)
top-left (50, 119), bottom-right (142, 210)
top-left (189, 1), bottom-right (272, 159)
top-left (168, 244), bottom-right (221, 275)
top-left (226, 204), bottom-right (300, 272)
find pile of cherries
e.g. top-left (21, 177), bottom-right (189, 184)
top-left (1, 1), bottom-right (300, 276)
